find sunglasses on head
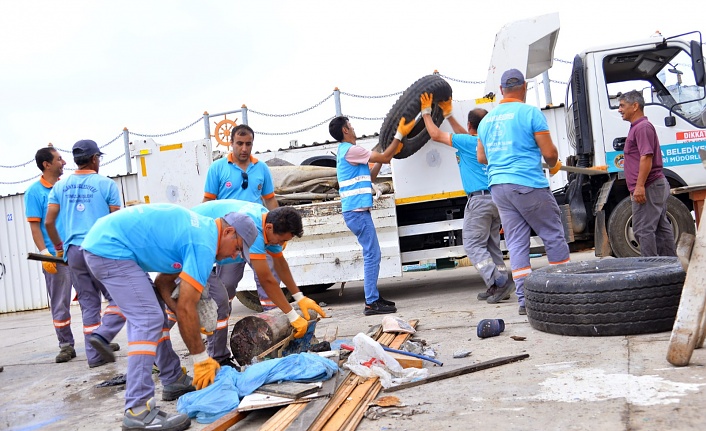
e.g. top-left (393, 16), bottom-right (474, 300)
top-left (241, 171), bottom-right (248, 189)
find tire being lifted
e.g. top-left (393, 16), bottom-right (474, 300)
top-left (524, 257), bottom-right (685, 336)
top-left (379, 74), bottom-right (452, 159)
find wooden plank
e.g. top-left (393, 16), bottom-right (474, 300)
top-left (259, 402), bottom-right (308, 431)
top-left (384, 354), bottom-right (530, 393)
top-left (668, 208), bottom-right (706, 366)
top-left (322, 377), bottom-right (376, 431)
top-left (201, 410), bottom-right (249, 431)
top-left (256, 382), bottom-right (320, 399)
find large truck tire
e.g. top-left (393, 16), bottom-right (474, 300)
top-left (235, 289), bottom-right (293, 312)
top-left (525, 257), bottom-right (685, 336)
top-left (379, 74), bottom-right (452, 159)
top-left (607, 195), bottom-right (695, 257)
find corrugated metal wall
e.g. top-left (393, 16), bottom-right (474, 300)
top-left (0, 173), bottom-right (139, 313)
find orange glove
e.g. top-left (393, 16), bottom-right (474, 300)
top-left (394, 117), bottom-right (416, 141)
top-left (292, 292), bottom-right (327, 320)
top-left (420, 92), bottom-right (433, 116)
top-left (40, 249), bottom-right (57, 274)
top-left (192, 353), bottom-right (220, 390)
top-left (549, 160), bottom-right (562, 176)
top-left (286, 309), bottom-right (308, 338)
top-left (439, 98), bottom-right (453, 119)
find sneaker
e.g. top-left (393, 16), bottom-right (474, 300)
top-left (110, 343), bottom-right (121, 352)
top-left (487, 279), bottom-right (515, 304)
top-left (88, 334), bottom-right (116, 364)
top-left (364, 300), bottom-right (397, 316)
top-left (55, 345), bottom-right (76, 363)
top-left (122, 397), bottom-right (190, 431)
top-left (162, 371), bottom-right (195, 401)
top-left (477, 286), bottom-right (494, 300)
top-left (518, 306), bottom-right (527, 315)
top-left (378, 296), bottom-right (395, 307)
top-left (218, 357), bottom-right (240, 369)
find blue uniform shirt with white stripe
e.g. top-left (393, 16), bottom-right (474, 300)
top-left (336, 142), bottom-right (373, 212)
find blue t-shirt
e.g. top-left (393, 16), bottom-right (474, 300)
top-left (24, 177), bottom-right (65, 255)
top-left (451, 134), bottom-right (490, 194)
top-left (477, 100), bottom-right (551, 189)
top-left (48, 170), bottom-right (121, 250)
top-left (82, 203), bottom-right (219, 293)
top-left (204, 154), bottom-right (275, 202)
top-left (191, 199), bottom-right (284, 265)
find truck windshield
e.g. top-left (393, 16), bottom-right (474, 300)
top-left (604, 46), bottom-right (706, 127)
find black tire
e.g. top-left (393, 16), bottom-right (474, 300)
top-left (607, 195), bottom-right (695, 257)
top-left (379, 75), bottom-right (452, 159)
top-left (300, 283), bottom-right (334, 295)
top-left (234, 289), bottom-right (293, 312)
top-left (525, 257), bottom-right (685, 336)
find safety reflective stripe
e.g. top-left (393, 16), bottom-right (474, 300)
top-left (128, 341), bottom-right (158, 356)
top-left (83, 323), bottom-right (100, 334)
top-left (339, 187), bottom-right (372, 198)
top-left (338, 175), bottom-right (371, 188)
top-left (474, 257), bottom-right (494, 270)
top-left (216, 319), bottom-right (228, 330)
top-left (549, 258), bottom-right (571, 265)
top-left (159, 329), bottom-right (170, 344)
top-left (260, 299), bottom-right (276, 307)
top-left (103, 305), bottom-right (125, 319)
top-left (512, 266), bottom-right (532, 279)
top-left (53, 318), bottom-right (71, 328)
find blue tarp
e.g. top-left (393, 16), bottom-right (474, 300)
top-left (177, 353), bottom-right (338, 424)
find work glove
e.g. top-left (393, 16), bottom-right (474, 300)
top-left (286, 309), bottom-right (308, 338)
top-left (548, 160), bottom-right (562, 176)
top-left (394, 117), bottom-right (416, 141)
top-left (371, 183), bottom-right (382, 201)
top-left (192, 352), bottom-right (220, 390)
top-left (292, 292), bottom-right (327, 320)
top-left (40, 249), bottom-right (57, 274)
top-left (439, 98), bottom-right (453, 119)
top-left (420, 92), bottom-right (433, 116)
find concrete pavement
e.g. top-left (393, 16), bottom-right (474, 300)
top-left (1, 250), bottom-right (705, 431)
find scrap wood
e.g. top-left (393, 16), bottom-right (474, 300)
top-left (201, 411), bottom-right (249, 431)
top-left (383, 354), bottom-right (530, 393)
top-left (258, 402), bottom-right (308, 431)
top-left (256, 382), bottom-right (320, 399)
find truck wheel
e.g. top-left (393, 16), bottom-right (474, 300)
top-left (525, 257), bottom-right (684, 336)
top-left (607, 195), bottom-right (695, 257)
top-left (300, 283), bottom-right (334, 295)
top-left (234, 289), bottom-right (293, 312)
top-left (379, 74), bottom-right (452, 159)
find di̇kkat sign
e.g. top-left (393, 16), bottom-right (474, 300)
top-left (605, 130), bottom-right (706, 173)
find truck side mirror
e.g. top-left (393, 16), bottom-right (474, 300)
top-left (691, 40), bottom-right (705, 87)
top-left (664, 116), bottom-right (677, 127)
top-left (612, 137), bottom-right (626, 151)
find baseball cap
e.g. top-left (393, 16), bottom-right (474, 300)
top-left (223, 212), bottom-right (257, 263)
top-left (72, 139), bottom-right (104, 158)
top-left (501, 68), bottom-right (525, 88)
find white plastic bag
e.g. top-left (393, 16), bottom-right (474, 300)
top-left (344, 333), bottom-right (428, 388)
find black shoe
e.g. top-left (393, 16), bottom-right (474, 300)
top-left (518, 306), bottom-right (527, 315)
top-left (218, 357), bottom-right (240, 369)
top-left (377, 296), bottom-right (395, 307)
top-left (88, 334), bottom-right (116, 364)
top-left (364, 300), bottom-right (397, 316)
top-left (487, 279), bottom-right (514, 304)
top-left (477, 286), bottom-right (494, 300)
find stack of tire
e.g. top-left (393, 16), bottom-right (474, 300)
top-left (524, 257), bottom-right (685, 336)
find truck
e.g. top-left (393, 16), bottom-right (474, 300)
top-left (130, 13), bottom-right (706, 311)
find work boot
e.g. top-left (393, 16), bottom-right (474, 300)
top-left (477, 286), bottom-right (495, 300)
top-left (162, 371), bottom-right (195, 401)
top-left (487, 279), bottom-right (515, 304)
top-left (122, 397), bottom-right (190, 431)
top-left (110, 343), bottom-right (121, 352)
top-left (88, 334), bottom-right (116, 364)
top-left (518, 306), bottom-right (527, 315)
top-left (55, 345), bottom-right (76, 363)
top-left (364, 299), bottom-right (397, 316)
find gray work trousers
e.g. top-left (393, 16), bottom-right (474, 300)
top-left (631, 177), bottom-right (677, 257)
top-left (491, 184), bottom-right (570, 306)
top-left (462, 194), bottom-right (507, 289)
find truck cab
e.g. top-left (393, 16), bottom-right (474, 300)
top-left (562, 31), bottom-right (705, 256)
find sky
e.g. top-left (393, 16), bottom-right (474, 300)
top-left (1, 0), bottom-right (705, 196)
